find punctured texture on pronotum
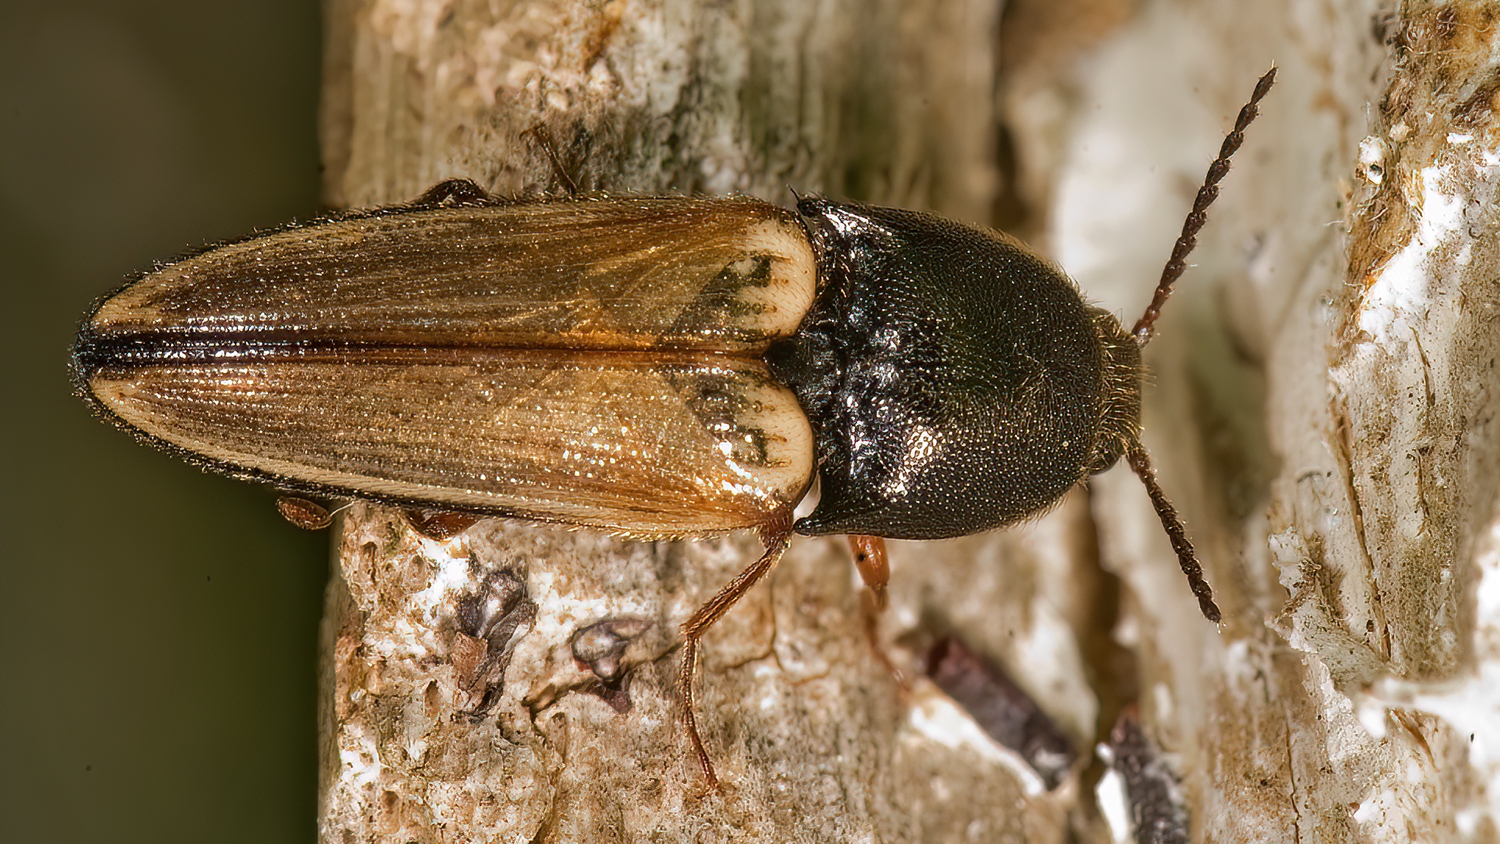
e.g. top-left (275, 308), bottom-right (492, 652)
top-left (770, 198), bottom-right (1143, 539)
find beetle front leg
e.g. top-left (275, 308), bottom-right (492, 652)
top-left (678, 512), bottom-right (794, 789)
top-left (847, 535), bottom-right (890, 611)
top-left (847, 534), bottom-right (910, 689)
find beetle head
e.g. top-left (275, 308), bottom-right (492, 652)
top-left (1086, 308), bottom-right (1143, 475)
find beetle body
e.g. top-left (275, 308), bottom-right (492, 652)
top-left (74, 191), bottom-right (1139, 544)
top-left (76, 64), bottom-right (1282, 787)
top-left (76, 66), bottom-right (1275, 787)
top-left (73, 183), bottom-right (1193, 787)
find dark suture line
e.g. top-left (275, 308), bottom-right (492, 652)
top-left (1132, 67), bottom-right (1277, 344)
top-left (74, 334), bottom-right (769, 372)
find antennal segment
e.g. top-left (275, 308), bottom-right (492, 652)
top-left (1132, 66), bottom-right (1277, 345)
top-left (1126, 446), bottom-right (1221, 623)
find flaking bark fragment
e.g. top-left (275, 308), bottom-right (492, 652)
top-left (452, 569), bottom-right (536, 717)
top-left (1108, 708), bottom-right (1190, 844)
top-left (927, 636), bottom-right (1077, 789)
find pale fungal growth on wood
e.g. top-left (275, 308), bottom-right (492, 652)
top-left (314, 0), bottom-right (1500, 840)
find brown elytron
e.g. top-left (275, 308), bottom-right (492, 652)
top-left (79, 196), bottom-right (818, 537)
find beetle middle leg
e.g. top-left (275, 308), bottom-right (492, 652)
top-left (402, 508), bottom-right (482, 540)
top-left (679, 511), bottom-right (794, 789)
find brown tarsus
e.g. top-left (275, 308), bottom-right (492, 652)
top-left (1127, 66), bottom-right (1277, 625)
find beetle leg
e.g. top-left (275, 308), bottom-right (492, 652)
top-left (847, 535), bottom-right (912, 689)
top-left (412, 178), bottom-right (492, 207)
top-left (275, 496), bottom-right (333, 530)
top-left (846, 535), bottom-right (890, 611)
top-left (402, 508), bottom-right (482, 541)
top-left (519, 124), bottom-right (580, 196)
top-left (679, 511), bottom-right (794, 789)
top-left (276, 497), bottom-right (356, 531)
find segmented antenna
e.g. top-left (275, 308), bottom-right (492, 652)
top-left (1132, 67), bottom-right (1277, 344)
top-left (1127, 447), bottom-right (1220, 623)
top-left (1125, 69), bottom-right (1276, 624)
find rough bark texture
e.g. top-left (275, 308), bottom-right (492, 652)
top-left (1048, 0), bottom-right (1500, 841)
top-left (315, 1), bottom-right (1060, 841)
top-left (316, 0), bottom-right (1500, 841)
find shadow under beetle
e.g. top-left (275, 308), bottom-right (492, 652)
top-left (74, 68), bottom-right (1276, 787)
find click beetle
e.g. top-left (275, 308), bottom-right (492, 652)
top-left (73, 68), bottom-right (1275, 786)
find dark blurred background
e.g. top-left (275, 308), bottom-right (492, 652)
top-left (1, 1), bottom-right (326, 839)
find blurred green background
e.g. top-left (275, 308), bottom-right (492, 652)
top-left (1, 1), bottom-right (326, 839)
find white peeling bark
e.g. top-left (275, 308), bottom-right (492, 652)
top-left (315, 0), bottom-right (1500, 841)
top-left (1027, 0), bottom-right (1500, 841)
top-left (1273, 2), bottom-right (1500, 837)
